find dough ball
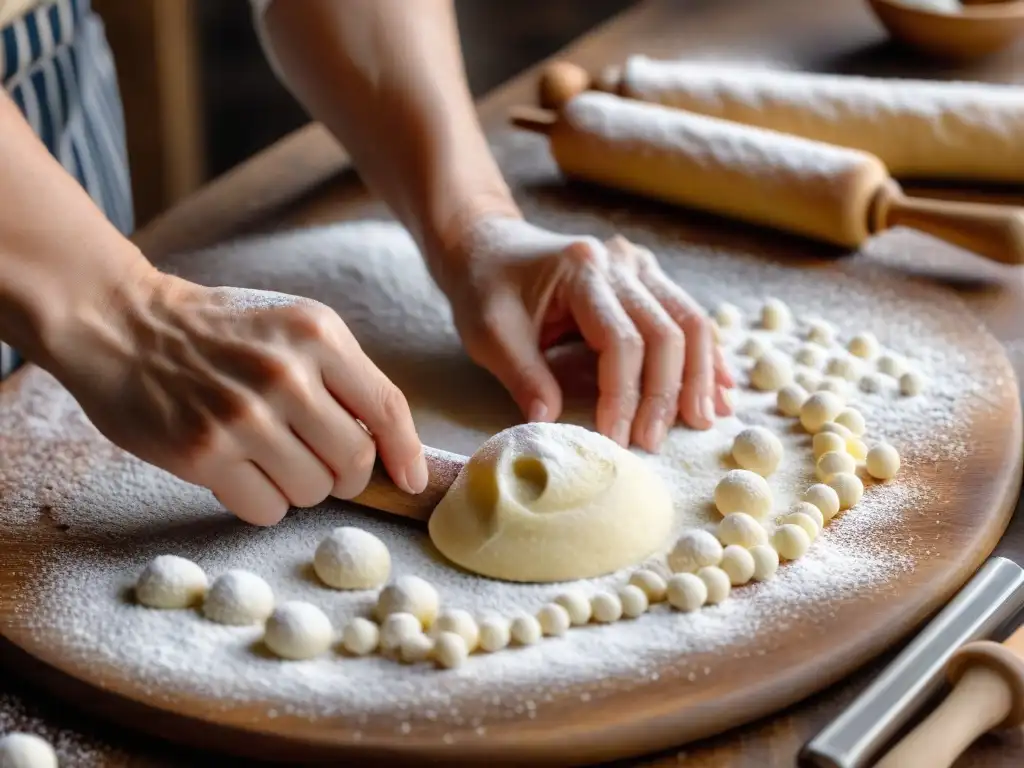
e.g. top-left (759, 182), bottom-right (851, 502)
top-left (429, 423), bottom-right (674, 582)
top-left (554, 591), bottom-right (592, 625)
top-left (0, 734), bottom-right (57, 768)
top-left (717, 512), bottom-right (768, 548)
top-left (803, 483), bottom-right (841, 522)
top-left (731, 426), bottom-right (784, 476)
top-left (806, 318), bottom-right (836, 346)
top-left (761, 298), bottom-right (791, 330)
top-left (750, 351), bottom-right (793, 392)
top-left (433, 609), bottom-right (480, 652)
top-left (750, 545), bottom-right (780, 581)
top-left (313, 526), bottom-right (390, 590)
top-left (777, 384), bottom-right (808, 417)
top-left (668, 529), bottom-right (724, 573)
top-left (780, 512), bottom-right (819, 542)
top-left (878, 353), bottom-right (905, 377)
top-left (859, 372), bottom-right (883, 394)
top-left (835, 408), bottom-right (866, 436)
top-left (341, 617), bottom-right (380, 656)
top-left (795, 343), bottom-right (825, 369)
top-left (813, 431), bottom-right (847, 459)
top-left (375, 575), bottom-right (439, 629)
top-left (713, 302), bottom-right (742, 329)
top-left (510, 614), bottom-right (543, 646)
top-left (714, 469), bottom-right (773, 518)
top-left (135, 554), bottom-right (208, 609)
top-left (618, 585), bottom-right (650, 618)
top-left (537, 603), bottom-right (571, 637)
top-left (772, 524), bottom-right (811, 561)
top-left (263, 601), bottom-right (333, 660)
top-left (789, 501), bottom-right (824, 531)
top-left (818, 421), bottom-right (853, 440)
top-left (866, 443), bottom-right (901, 480)
top-left (826, 355), bottom-right (861, 382)
top-left (399, 632), bottom-right (435, 664)
top-left (739, 335), bottom-right (770, 359)
top-left (900, 370), bottom-right (926, 396)
top-left (799, 392), bottom-right (844, 434)
top-left (478, 616), bottom-right (512, 652)
top-left (829, 472), bottom-right (864, 510)
top-left (203, 570), bottom-right (274, 626)
top-left (720, 545), bottom-right (756, 586)
top-left (434, 631), bottom-right (469, 669)
top-left (795, 369), bottom-right (822, 393)
top-left (629, 569), bottom-right (668, 603)
top-left (697, 566), bottom-right (732, 605)
top-left (380, 612), bottom-right (423, 654)
top-left (591, 591), bottom-right (623, 623)
top-left (848, 332), bottom-right (879, 359)
top-left (816, 450), bottom-right (856, 482)
top-left (816, 376), bottom-right (847, 397)
top-left (848, 437), bottom-right (868, 462)
top-left (666, 573), bottom-right (707, 612)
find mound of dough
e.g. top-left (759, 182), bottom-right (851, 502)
top-left (428, 423), bottom-right (674, 582)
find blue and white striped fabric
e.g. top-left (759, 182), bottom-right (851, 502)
top-left (0, 0), bottom-right (133, 378)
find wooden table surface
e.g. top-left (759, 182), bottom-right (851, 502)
top-left (4, 0), bottom-right (1024, 765)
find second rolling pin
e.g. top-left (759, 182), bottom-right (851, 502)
top-left (512, 92), bottom-right (1024, 264)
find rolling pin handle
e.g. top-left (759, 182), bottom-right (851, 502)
top-left (510, 106), bottom-right (558, 135)
top-left (538, 60), bottom-right (594, 109)
top-left (349, 446), bottom-right (464, 523)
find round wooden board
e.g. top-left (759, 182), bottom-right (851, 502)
top-left (1, 163), bottom-right (1022, 766)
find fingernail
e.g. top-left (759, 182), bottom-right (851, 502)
top-left (528, 399), bottom-right (549, 423)
top-left (645, 420), bottom-right (666, 451)
top-left (403, 453), bottom-right (428, 495)
top-left (702, 396), bottom-right (716, 423)
top-left (720, 387), bottom-right (734, 415)
top-left (613, 418), bottom-right (631, 446)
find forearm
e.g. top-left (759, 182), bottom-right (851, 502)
top-left (261, 0), bottom-right (520, 270)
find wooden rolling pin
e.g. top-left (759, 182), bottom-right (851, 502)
top-left (539, 58), bottom-right (1024, 183)
top-left (512, 92), bottom-right (1024, 264)
top-left (874, 624), bottom-right (1024, 768)
top-left (350, 446), bottom-right (464, 522)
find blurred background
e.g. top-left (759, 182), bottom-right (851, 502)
top-left (92, 0), bottom-right (634, 228)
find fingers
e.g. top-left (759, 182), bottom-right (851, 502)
top-left (210, 461), bottom-right (290, 527)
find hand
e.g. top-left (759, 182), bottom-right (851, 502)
top-left (432, 217), bottom-right (735, 452)
top-left (46, 268), bottom-right (426, 526)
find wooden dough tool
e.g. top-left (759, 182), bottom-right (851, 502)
top-left (873, 622), bottom-right (1024, 768)
top-left (350, 446), bottom-right (464, 522)
top-left (510, 93), bottom-right (1024, 264)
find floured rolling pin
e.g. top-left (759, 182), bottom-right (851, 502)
top-left (511, 92), bottom-right (1024, 264)
top-left (350, 446), bottom-right (465, 522)
top-left (874, 623), bottom-right (1024, 768)
top-left (539, 58), bottom-right (1024, 183)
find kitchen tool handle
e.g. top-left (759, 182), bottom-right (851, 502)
top-left (349, 446), bottom-right (465, 522)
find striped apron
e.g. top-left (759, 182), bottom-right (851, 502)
top-left (0, 0), bottom-right (133, 378)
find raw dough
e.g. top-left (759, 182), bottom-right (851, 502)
top-left (739, 335), bottom-right (770, 359)
top-left (666, 573), bottom-right (707, 612)
top-left (537, 603), bottom-right (572, 636)
top-left (554, 590), bottom-right (593, 625)
top-left (795, 343), bottom-right (825, 369)
top-left (629, 569), bottom-right (667, 603)
top-left (510, 614), bottom-right (542, 645)
top-left (668, 529), bottom-right (724, 572)
top-left (788, 501), bottom-right (824, 531)
top-left (750, 351), bottom-right (793, 392)
top-left (263, 601), bottom-right (333, 660)
top-left (203, 570), bottom-right (274, 626)
top-left (591, 591), bottom-right (623, 623)
top-left (714, 469), bottom-right (773, 518)
top-left (0, 733), bottom-right (57, 768)
top-left (750, 545), bottom-right (780, 581)
top-left (618, 585), bottom-right (650, 618)
top-left (400, 633), bottom-right (435, 664)
top-left (848, 437), bottom-right (868, 462)
top-left (720, 545), bottom-right (755, 586)
top-left (777, 384), bottom-right (808, 417)
top-left (806, 318), bottom-right (836, 346)
top-left (866, 443), bottom-right (901, 480)
top-left (818, 421), bottom-right (853, 440)
top-left (803, 483), bottom-right (841, 521)
top-left (848, 332), bottom-right (878, 359)
top-left (901, 370), bottom-right (926, 396)
top-left (816, 376), bottom-right (847, 397)
top-left (781, 511), bottom-right (819, 542)
top-left (429, 423), bottom-right (674, 582)
top-left (433, 609), bottom-right (480, 651)
top-left (795, 369), bottom-right (822, 393)
top-left (478, 616), bottom-right (512, 652)
top-left (713, 302), bottom-right (742, 329)
top-left (717, 511), bottom-right (768, 548)
top-left (312, 526), bottom-right (390, 590)
top-left (826, 355), bottom-right (861, 382)
top-left (878, 353), bottom-right (905, 377)
top-left (800, 391), bottom-right (844, 433)
top-left (813, 431), bottom-right (846, 459)
top-left (772, 524), bottom-right (811, 560)
top-left (341, 617), bottom-right (380, 656)
top-left (697, 566), bottom-right (732, 604)
top-left (380, 612), bottom-right (423, 653)
top-left (375, 575), bottom-right (440, 629)
top-left (817, 450), bottom-right (856, 482)
top-left (761, 298), bottom-right (791, 330)
top-left (835, 407), bottom-right (866, 436)
top-left (135, 554), bottom-right (208, 609)
top-left (829, 472), bottom-right (865, 510)
top-left (731, 426), bottom-right (784, 476)
top-left (434, 632), bottom-right (469, 669)
top-left (859, 372), bottom-right (883, 393)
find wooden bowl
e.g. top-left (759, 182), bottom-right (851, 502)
top-left (866, 0), bottom-right (1024, 60)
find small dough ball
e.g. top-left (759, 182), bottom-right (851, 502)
top-left (478, 616), bottom-right (511, 652)
top-left (826, 355), bottom-right (860, 382)
top-left (629, 569), bottom-right (667, 603)
top-left (399, 632), bottom-right (435, 664)
top-left (848, 331), bottom-right (879, 359)
top-left (713, 302), bottom-right (742, 329)
top-left (781, 512), bottom-right (819, 542)
top-left (434, 609), bottom-right (480, 652)
top-left (313, 526), bottom-right (390, 590)
top-left (380, 612), bottom-right (423, 654)
top-left (263, 601), bottom-right (333, 660)
top-left (717, 512), bottom-right (768, 548)
top-left (878, 353), bottom-right (905, 378)
top-left (750, 545), bottom-right (780, 581)
top-left (835, 408), bottom-right (866, 436)
top-left (750, 351), bottom-right (793, 392)
top-left (848, 437), bottom-right (868, 462)
top-left (341, 617), bottom-right (380, 656)
top-left (816, 450), bottom-right (856, 482)
top-left (803, 483), bottom-right (841, 522)
top-left (859, 372), bottom-right (883, 394)
top-left (731, 426), bottom-right (784, 476)
top-left (795, 369), bottom-right (822, 393)
top-left (739, 335), bottom-right (770, 359)
top-left (816, 376), bottom-right (847, 397)
top-left (789, 501), bottom-right (824, 531)
top-left (795, 343), bottom-right (825, 369)
top-left (666, 573), bottom-right (707, 612)
top-left (434, 631), bottom-right (469, 669)
top-left (510, 614), bottom-right (542, 645)
top-left (777, 384), bottom-right (808, 417)
top-left (375, 575), bottom-right (439, 629)
top-left (818, 421), bottom-right (853, 440)
top-left (668, 529), bottom-right (724, 573)
top-left (772, 524), bottom-right (811, 561)
top-left (761, 298), bottom-right (791, 330)
top-left (829, 472), bottom-right (865, 510)
top-left (591, 591), bottom-right (623, 623)
top-left (537, 603), bottom-right (571, 637)
top-left (806, 318), bottom-right (836, 346)
top-left (719, 545), bottom-right (756, 586)
top-left (135, 554), bottom-right (208, 609)
top-left (0, 733), bottom-right (57, 768)
top-left (618, 584), bottom-right (649, 618)
top-left (866, 443), bottom-right (901, 480)
top-left (799, 392), bottom-right (844, 434)
top-left (813, 431), bottom-right (847, 459)
top-left (697, 566), bottom-right (732, 605)
top-left (714, 470), bottom-right (773, 518)
top-left (554, 591), bottom-right (593, 625)
top-left (900, 370), bottom-right (926, 396)
top-left (203, 570), bottom-right (274, 626)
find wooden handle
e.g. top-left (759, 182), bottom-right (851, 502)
top-left (871, 180), bottom-right (1024, 265)
top-left (538, 61), bottom-right (594, 109)
top-left (349, 446), bottom-right (465, 522)
top-left (510, 106), bottom-right (557, 135)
